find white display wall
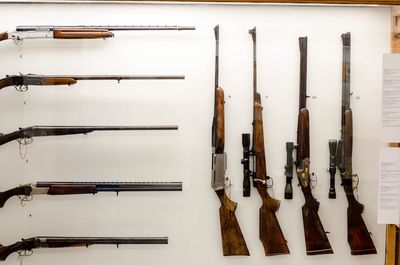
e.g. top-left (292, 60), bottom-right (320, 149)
top-left (0, 2), bottom-right (389, 265)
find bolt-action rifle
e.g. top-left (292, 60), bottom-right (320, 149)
top-left (211, 25), bottom-right (249, 256)
top-left (0, 236), bottom-right (168, 261)
top-left (241, 27), bottom-right (289, 256)
top-left (0, 25), bottom-right (195, 43)
top-left (329, 32), bottom-right (376, 255)
top-left (0, 74), bottom-right (185, 92)
top-left (289, 37), bottom-right (333, 255)
top-left (0, 181), bottom-right (182, 208)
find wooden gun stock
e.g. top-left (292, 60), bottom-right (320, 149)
top-left (260, 197), bottom-right (289, 255)
top-left (216, 190), bottom-right (249, 256)
top-left (253, 93), bottom-right (289, 255)
top-left (53, 29), bottom-right (113, 39)
top-left (0, 186), bottom-right (32, 208)
top-left (297, 108), bottom-right (332, 255)
top-left (214, 87), bottom-right (225, 153)
top-left (347, 201), bottom-right (377, 255)
top-left (0, 240), bottom-right (36, 261)
top-left (40, 77), bottom-right (77, 86)
top-left (302, 195), bottom-right (333, 255)
top-left (0, 32), bottom-right (8, 42)
top-left (0, 131), bottom-right (21, 146)
top-left (343, 109), bottom-right (376, 255)
top-left (0, 76), bottom-right (14, 90)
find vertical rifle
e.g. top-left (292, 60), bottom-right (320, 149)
top-left (211, 25), bottom-right (249, 256)
top-left (293, 36), bottom-right (333, 255)
top-left (241, 27), bottom-right (289, 256)
top-left (329, 32), bottom-right (377, 255)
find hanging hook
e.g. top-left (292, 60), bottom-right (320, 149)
top-left (352, 174), bottom-right (359, 190)
top-left (17, 249), bottom-right (33, 265)
top-left (310, 172), bottom-right (318, 190)
top-left (17, 137), bottom-right (33, 159)
top-left (17, 194), bottom-right (33, 207)
top-left (13, 38), bottom-right (22, 46)
top-left (224, 177), bottom-right (232, 198)
top-left (352, 174), bottom-right (359, 200)
top-left (265, 176), bottom-right (273, 189)
top-left (253, 178), bottom-right (273, 189)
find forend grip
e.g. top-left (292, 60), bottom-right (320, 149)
top-left (0, 32), bottom-right (8, 42)
top-left (47, 185), bottom-right (97, 195)
top-left (344, 109), bottom-right (353, 158)
top-left (0, 131), bottom-right (21, 146)
top-left (0, 185), bottom-right (32, 208)
top-left (297, 109), bottom-right (310, 161)
top-left (214, 87), bottom-right (225, 153)
top-left (40, 77), bottom-right (77, 86)
top-left (53, 29), bottom-right (113, 39)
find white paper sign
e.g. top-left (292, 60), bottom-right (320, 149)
top-left (381, 54), bottom-right (400, 142)
top-left (378, 146), bottom-right (400, 224)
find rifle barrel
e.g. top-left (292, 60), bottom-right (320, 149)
top-left (37, 236), bottom-right (168, 244)
top-left (249, 27), bottom-right (257, 95)
top-left (299, 36), bottom-right (308, 110)
top-left (16, 25), bottom-right (195, 31)
top-left (31, 125), bottom-right (178, 131)
top-left (36, 181), bottom-right (182, 191)
top-left (22, 74), bottom-right (185, 80)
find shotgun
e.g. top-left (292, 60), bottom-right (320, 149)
top-left (0, 181), bottom-right (182, 208)
top-left (290, 37), bottom-right (333, 255)
top-left (329, 32), bottom-right (377, 255)
top-left (0, 25), bottom-right (195, 43)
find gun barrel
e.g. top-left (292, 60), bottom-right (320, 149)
top-left (20, 74), bottom-right (185, 81)
top-left (55, 75), bottom-right (185, 80)
top-left (16, 25), bottom-right (195, 32)
top-left (299, 36), bottom-right (308, 110)
top-left (32, 125), bottom-right (178, 131)
top-left (37, 236), bottom-right (168, 245)
top-left (36, 181), bottom-right (182, 191)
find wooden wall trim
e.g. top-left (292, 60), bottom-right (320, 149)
top-left (88, 0), bottom-right (400, 5)
top-left (8, 0), bottom-right (394, 6)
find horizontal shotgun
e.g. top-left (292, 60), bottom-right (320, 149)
top-left (0, 181), bottom-right (183, 207)
top-left (0, 25), bottom-right (195, 43)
